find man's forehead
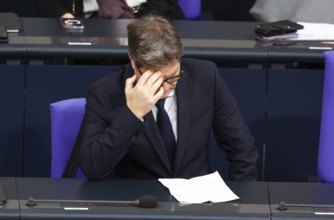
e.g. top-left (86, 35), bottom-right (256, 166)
top-left (144, 62), bottom-right (180, 76)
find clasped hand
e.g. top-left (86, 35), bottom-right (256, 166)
top-left (125, 70), bottom-right (164, 119)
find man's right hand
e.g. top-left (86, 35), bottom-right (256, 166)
top-left (125, 70), bottom-right (164, 119)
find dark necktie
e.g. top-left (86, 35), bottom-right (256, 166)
top-left (156, 99), bottom-right (176, 166)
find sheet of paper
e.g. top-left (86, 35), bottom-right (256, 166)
top-left (290, 22), bottom-right (334, 41)
top-left (158, 171), bottom-right (239, 204)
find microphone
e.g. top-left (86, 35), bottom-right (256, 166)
top-left (277, 201), bottom-right (334, 211)
top-left (134, 195), bottom-right (158, 208)
top-left (26, 195), bottom-right (158, 208)
top-left (0, 182), bottom-right (7, 206)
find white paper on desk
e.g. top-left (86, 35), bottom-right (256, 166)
top-left (158, 171), bottom-right (239, 204)
top-left (289, 22), bottom-right (334, 41)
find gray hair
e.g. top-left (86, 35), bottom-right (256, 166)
top-left (127, 14), bottom-right (184, 68)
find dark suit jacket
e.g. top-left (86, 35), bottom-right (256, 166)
top-left (77, 58), bottom-right (258, 180)
top-left (136, 0), bottom-right (185, 19)
top-left (35, 0), bottom-right (185, 19)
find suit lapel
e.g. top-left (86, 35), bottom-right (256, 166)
top-left (143, 112), bottom-right (172, 173)
top-left (173, 67), bottom-right (193, 175)
top-left (126, 62), bottom-right (193, 176)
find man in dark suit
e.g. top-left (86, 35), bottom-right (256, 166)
top-left (77, 14), bottom-right (258, 181)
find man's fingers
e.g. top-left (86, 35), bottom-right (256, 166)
top-left (146, 71), bottom-right (162, 87)
top-left (150, 76), bottom-right (163, 94)
top-left (154, 87), bottom-right (165, 102)
top-left (125, 74), bottom-right (136, 89)
top-left (136, 69), bottom-right (153, 86)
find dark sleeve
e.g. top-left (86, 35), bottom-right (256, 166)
top-left (77, 84), bottom-right (146, 180)
top-left (35, 0), bottom-right (72, 17)
top-left (138, 0), bottom-right (185, 19)
top-left (212, 66), bottom-right (259, 181)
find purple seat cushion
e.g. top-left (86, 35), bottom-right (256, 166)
top-left (318, 51), bottom-right (334, 182)
top-left (50, 98), bottom-right (86, 178)
top-left (178, 0), bottom-right (201, 20)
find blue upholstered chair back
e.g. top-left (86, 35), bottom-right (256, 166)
top-left (50, 98), bottom-right (86, 178)
top-left (318, 51), bottom-right (334, 183)
top-left (178, 0), bottom-right (201, 20)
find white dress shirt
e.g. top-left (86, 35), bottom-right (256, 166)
top-left (83, 0), bottom-right (99, 13)
top-left (125, 0), bottom-right (147, 8)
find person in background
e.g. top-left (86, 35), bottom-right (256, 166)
top-left (35, 0), bottom-right (185, 19)
top-left (75, 14), bottom-right (259, 180)
top-left (250, 0), bottom-right (334, 23)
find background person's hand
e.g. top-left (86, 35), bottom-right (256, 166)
top-left (61, 12), bottom-right (75, 18)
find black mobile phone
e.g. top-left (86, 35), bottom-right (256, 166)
top-left (60, 18), bottom-right (85, 32)
top-left (0, 26), bottom-right (8, 43)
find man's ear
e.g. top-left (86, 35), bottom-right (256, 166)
top-left (128, 53), bottom-right (136, 70)
top-left (130, 60), bottom-right (136, 70)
